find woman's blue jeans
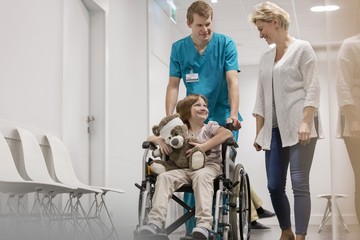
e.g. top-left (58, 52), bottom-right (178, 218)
top-left (265, 128), bottom-right (317, 235)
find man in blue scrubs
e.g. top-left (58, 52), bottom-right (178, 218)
top-left (165, 1), bottom-right (242, 238)
top-left (166, 2), bottom-right (242, 134)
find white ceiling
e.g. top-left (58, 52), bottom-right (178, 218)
top-left (155, 0), bottom-right (360, 65)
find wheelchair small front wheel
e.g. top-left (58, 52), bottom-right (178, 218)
top-left (229, 164), bottom-right (251, 240)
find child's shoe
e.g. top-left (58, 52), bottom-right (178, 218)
top-left (138, 223), bottom-right (162, 235)
top-left (192, 226), bottom-right (211, 240)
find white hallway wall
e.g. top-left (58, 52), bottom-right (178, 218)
top-left (148, 0), bottom-right (186, 127)
top-left (100, 0), bottom-right (148, 238)
top-left (0, 0), bottom-right (63, 134)
top-left (0, 0), bottom-right (92, 184)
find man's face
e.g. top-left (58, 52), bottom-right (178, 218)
top-left (187, 13), bottom-right (213, 42)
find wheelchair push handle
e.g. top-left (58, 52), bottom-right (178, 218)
top-left (142, 141), bottom-right (157, 150)
top-left (223, 117), bottom-right (241, 131)
top-left (224, 122), bottom-right (235, 131)
top-left (222, 121), bottom-right (239, 148)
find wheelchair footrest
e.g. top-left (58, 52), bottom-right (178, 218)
top-left (135, 233), bottom-right (169, 240)
top-left (179, 236), bottom-right (193, 240)
top-left (180, 235), bottom-right (217, 240)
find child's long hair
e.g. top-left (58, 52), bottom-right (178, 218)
top-left (176, 94), bottom-right (208, 128)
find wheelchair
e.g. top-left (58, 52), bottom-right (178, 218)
top-left (134, 129), bottom-right (251, 240)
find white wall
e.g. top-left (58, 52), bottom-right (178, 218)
top-left (148, 0), bottom-right (186, 127)
top-left (0, 0), bottom-right (63, 131)
top-left (0, 0), bottom-right (91, 183)
top-left (105, 0), bottom-right (148, 238)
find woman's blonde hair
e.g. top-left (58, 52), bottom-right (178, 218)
top-left (187, 0), bottom-right (213, 24)
top-left (176, 94), bottom-right (208, 127)
top-left (249, 1), bottom-right (291, 30)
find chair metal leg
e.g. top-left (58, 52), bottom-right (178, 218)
top-left (318, 194), bottom-right (349, 234)
top-left (318, 198), bottom-right (331, 233)
top-left (334, 198), bottom-right (349, 232)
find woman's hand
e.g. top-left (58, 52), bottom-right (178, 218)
top-left (298, 121), bottom-right (312, 145)
top-left (299, 106), bottom-right (316, 145)
top-left (254, 115), bottom-right (264, 151)
top-left (253, 141), bottom-right (262, 151)
top-left (349, 119), bottom-right (360, 139)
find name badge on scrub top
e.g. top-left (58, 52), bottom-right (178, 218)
top-left (186, 73), bottom-right (199, 83)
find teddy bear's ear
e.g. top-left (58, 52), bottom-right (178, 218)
top-left (152, 125), bottom-right (160, 136)
top-left (174, 113), bottom-right (180, 118)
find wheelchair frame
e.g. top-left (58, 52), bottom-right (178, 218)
top-left (134, 137), bottom-right (251, 240)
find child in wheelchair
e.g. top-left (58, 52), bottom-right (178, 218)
top-left (138, 94), bottom-right (233, 240)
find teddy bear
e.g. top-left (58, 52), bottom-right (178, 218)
top-left (148, 113), bottom-right (205, 175)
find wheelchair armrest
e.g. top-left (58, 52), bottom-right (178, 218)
top-left (142, 141), bottom-right (157, 150)
top-left (221, 137), bottom-right (238, 176)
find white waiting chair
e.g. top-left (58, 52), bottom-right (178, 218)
top-left (0, 130), bottom-right (71, 239)
top-left (16, 128), bottom-right (77, 192)
top-left (16, 127), bottom-right (81, 239)
top-left (0, 130), bottom-right (49, 195)
top-left (45, 133), bottom-right (123, 240)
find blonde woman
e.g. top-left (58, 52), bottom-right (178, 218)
top-left (249, 2), bottom-right (321, 240)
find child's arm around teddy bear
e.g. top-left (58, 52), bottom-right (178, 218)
top-left (186, 126), bottom-right (233, 159)
top-left (147, 135), bottom-right (172, 156)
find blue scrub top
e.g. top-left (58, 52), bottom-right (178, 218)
top-left (170, 32), bottom-right (243, 128)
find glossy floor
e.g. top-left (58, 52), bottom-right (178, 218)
top-left (169, 224), bottom-right (360, 240)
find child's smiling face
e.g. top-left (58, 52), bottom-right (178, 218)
top-left (190, 97), bottom-right (209, 121)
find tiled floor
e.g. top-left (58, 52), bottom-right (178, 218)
top-left (250, 224), bottom-right (360, 240)
top-left (168, 224), bottom-right (360, 240)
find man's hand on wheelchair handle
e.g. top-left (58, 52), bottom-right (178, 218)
top-left (226, 117), bottom-right (241, 131)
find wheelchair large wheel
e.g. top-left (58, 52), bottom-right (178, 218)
top-left (229, 164), bottom-right (251, 240)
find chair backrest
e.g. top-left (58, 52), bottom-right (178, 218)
top-left (0, 131), bottom-right (25, 182)
top-left (44, 134), bottom-right (82, 186)
top-left (16, 127), bottom-right (56, 183)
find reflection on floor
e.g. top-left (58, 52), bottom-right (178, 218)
top-left (169, 224), bottom-right (360, 240)
top-left (250, 224), bottom-right (360, 240)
